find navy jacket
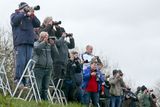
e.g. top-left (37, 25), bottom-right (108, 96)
top-left (10, 11), bottom-right (40, 47)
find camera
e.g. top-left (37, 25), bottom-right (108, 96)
top-left (24, 5), bottom-right (40, 13)
top-left (66, 33), bottom-right (73, 37)
top-left (96, 72), bottom-right (101, 82)
top-left (48, 36), bottom-right (56, 40)
top-left (84, 60), bottom-right (89, 63)
top-left (53, 21), bottom-right (61, 25)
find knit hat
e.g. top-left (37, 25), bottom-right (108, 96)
top-left (141, 85), bottom-right (147, 92)
top-left (19, 2), bottom-right (28, 10)
top-left (113, 69), bottom-right (118, 75)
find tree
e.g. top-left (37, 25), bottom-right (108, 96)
top-left (0, 28), bottom-right (15, 89)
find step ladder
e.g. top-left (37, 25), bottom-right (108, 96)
top-left (12, 59), bottom-right (41, 102)
top-left (0, 54), bottom-right (12, 96)
top-left (51, 79), bottom-right (67, 106)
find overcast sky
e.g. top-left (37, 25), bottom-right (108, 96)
top-left (0, 0), bottom-right (160, 89)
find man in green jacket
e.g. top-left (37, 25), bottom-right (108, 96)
top-left (138, 85), bottom-right (151, 107)
top-left (32, 31), bottom-right (59, 100)
top-left (109, 70), bottom-right (126, 107)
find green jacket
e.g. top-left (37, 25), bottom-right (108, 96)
top-left (138, 92), bottom-right (151, 107)
top-left (32, 40), bottom-right (59, 68)
top-left (109, 77), bottom-right (125, 96)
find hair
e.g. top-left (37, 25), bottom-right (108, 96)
top-left (43, 17), bottom-right (53, 26)
top-left (70, 51), bottom-right (78, 55)
top-left (39, 32), bottom-right (48, 41)
top-left (86, 45), bottom-right (93, 50)
top-left (112, 69), bottom-right (118, 75)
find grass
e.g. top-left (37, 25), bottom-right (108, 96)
top-left (0, 94), bottom-right (81, 107)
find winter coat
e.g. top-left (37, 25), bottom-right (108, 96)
top-left (109, 76), bottom-right (126, 96)
top-left (53, 36), bottom-right (75, 64)
top-left (65, 59), bottom-right (82, 80)
top-left (32, 40), bottom-right (59, 68)
top-left (38, 24), bottom-right (57, 37)
top-left (82, 66), bottom-right (104, 92)
top-left (10, 11), bottom-right (40, 47)
top-left (138, 92), bottom-right (151, 107)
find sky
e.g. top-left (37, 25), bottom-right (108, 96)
top-left (0, 0), bottom-right (160, 89)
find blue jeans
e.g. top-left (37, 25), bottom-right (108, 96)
top-left (83, 91), bottom-right (100, 107)
top-left (34, 68), bottom-right (52, 100)
top-left (15, 45), bottom-right (33, 84)
top-left (111, 96), bottom-right (121, 107)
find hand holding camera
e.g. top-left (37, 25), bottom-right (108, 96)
top-left (43, 36), bottom-right (48, 43)
top-left (62, 32), bottom-right (67, 38)
top-left (66, 33), bottom-right (73, 38)
top-left (91, 72), bottom-right (96, 76)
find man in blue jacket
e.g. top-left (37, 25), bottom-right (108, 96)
top-left (10, 2), bottom-right (40, 86)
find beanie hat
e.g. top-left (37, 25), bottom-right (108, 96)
top-left (113, 69), bottom-right (118, 75)
top-left (19, 2), bottom-right (28, 10)
top-left (141, 85), bottom-right (147, 92)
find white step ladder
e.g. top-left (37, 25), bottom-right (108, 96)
top-left (12, 59), bottom-right (41, 102)
top-left (51, 79), bottom-right (67, 106)
top-left (0, 54), bottom-right (12, 96)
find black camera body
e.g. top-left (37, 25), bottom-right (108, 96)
top-left (48, 36), bottom-right (56, 40)
top-left (84, 60), bottom-right (89, 63)
top-left (66, 33), bottom-right (73, 37)
top-left (96, 72), bottom-right (101, 82)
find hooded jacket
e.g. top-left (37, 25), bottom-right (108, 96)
top-left (10, 11), bottom-right (40, 47)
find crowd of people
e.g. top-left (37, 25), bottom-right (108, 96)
top-left (10, 2), bottom-right (158, 107)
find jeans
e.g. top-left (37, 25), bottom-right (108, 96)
top-left (111, 96), bottom-right (121, 107)
top-left (34, 67), bottom-right (52, 100)
top-left (83, 91), bottom-right (100, 107)
top-left (99, 97), bottom-right (110, 107)
top-left (15, 45), bottom-right (33, 85)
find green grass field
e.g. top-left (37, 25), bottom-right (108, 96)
top-left (0, 94), bottom-right (81, 107)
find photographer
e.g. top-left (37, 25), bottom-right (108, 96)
top-left (52, 26), bottom-right (75, 86)
top-left (38, 16), bottom-right (57, 37)
top-left (82, 59), bottom-right (104, 107)
top-left (63, 51), bottom-right (82, 102)
top-left (10, 2), bottom-right (40, 86)
top-left (109, 69), bottom-right (126, 107)
top-left (138, 85), bottom-right (152, 107)
top-left (32, 32), bottom-right (59, 100)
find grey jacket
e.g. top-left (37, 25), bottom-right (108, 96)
top-left (33, 40), bottom-right (59, 68)
top-left (53, 36), bottom-right (75, 64)
top-left (109, 77), bottom-right (126, 96)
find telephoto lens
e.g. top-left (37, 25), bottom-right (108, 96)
top-left (33, 5), bottom-right (40, 10)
